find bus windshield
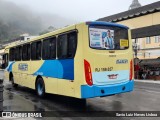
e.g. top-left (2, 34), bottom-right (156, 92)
top-left (89, 26), bottom-right (129, 50)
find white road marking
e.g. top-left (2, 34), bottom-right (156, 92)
top-left (144, 90), bottom-right (160, 94)
top-left (135, 80), bottom-right (160, 84)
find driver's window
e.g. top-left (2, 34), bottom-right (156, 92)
top-left (2, 54), bottom-right (8, 69)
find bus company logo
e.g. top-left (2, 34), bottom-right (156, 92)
top-left (116, 59), bottom-right (128, 64)
top-left (18, 63), bottom-right (28, 71)
top-left (108, 74), bottom-right (118, 79)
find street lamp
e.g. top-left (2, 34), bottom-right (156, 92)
top-left (133, 39), bottom-right (138, 59)
top-left (133, 38), bottom-right (140, 79)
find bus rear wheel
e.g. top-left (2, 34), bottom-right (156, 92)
top-left (11, 76), bottom-right (18, 88)
top-left (36, 77), bottom-right (45, 97)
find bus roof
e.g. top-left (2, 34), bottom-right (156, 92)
top-left (5, 23), bottom-right (79, 49)
top-left (5, 21), bottom-right (129, 49)
top-left (87, 21), bottom-right (129, 29)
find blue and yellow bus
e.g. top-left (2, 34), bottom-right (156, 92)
top-left (3, 21), bottom-right (134, 99)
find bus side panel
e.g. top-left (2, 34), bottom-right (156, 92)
top-left (5, 60), bottom-right (31, 89)
top-left (30, 60), bottom-right (46, 89)
top-left (12, 62), bottom-right (21, 85)
top-left (43, 77), bottom-right (58, 94)
top-left (73, 24), bottom-right (84, 98)
top-left (57, 79), bottom-right (74, 97)
top-left (4, 60), bottom-right (15, 81)
top-left (18, 61), bottom-right (31, 87)
top-left (55, 24), bottom-right (84, 98)
top-left (31, 59), bottom-right (74, 96)
top-left (34, 59), bottom-right (71, 95)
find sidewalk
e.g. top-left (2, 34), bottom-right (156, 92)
top-left (135, 79), bottom-right (160, 84)
top-left (1, 80), bottom-right (37, 120)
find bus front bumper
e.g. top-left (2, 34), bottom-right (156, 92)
top-left (81, 80), bottom-right (134, 99)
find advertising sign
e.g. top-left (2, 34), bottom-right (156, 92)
top-left (89, 28), bottom-right (114, 49)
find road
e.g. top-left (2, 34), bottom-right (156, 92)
top-left (0, 70), bottom-right (160, 120)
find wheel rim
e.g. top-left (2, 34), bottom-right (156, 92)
top-left (37, 83), bottom-right (43, 95)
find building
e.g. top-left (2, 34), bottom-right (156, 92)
top-left (98, 1), bottom-right (160, 59)
top-left (0, 33), bottom-right (38, 48)
top-left (129, 0), bottom-right (141, 10)
top-left (98, 0), bottom-right (160, 79)
top-left (0, 34), bottom-right (38, 63)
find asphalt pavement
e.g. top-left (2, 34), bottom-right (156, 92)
top-left (0, 70), bottom-right (160, 120)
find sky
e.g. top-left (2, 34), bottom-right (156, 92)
top-left (5, 0), bottom-right (159, 22)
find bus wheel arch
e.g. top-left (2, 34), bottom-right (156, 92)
top-left (35, 76), bottom-right (45, 97)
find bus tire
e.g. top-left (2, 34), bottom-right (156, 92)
top-left (36, 77), bottom-right (45, 97)
top-left (10, 75), bottom-right (18, 88)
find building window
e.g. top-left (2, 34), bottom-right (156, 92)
top-left (146, 37), bottom-right (151, 44)
top-left (155, 36), bottom-right (160, 43)
top-left (135, 38), bottom-right (138, 43)
top-left (42, 37), bottom-right (56, 60)
top-left (22, 44), bottom-right (30, 60)
top-left (31, 41), bottom-right (42, 60)
top-left (57, 31), bottom-right (77, 59)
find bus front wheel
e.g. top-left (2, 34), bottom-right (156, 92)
top-left (36, 77), bottom-right (45, 97)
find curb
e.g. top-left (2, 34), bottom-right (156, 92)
top-left (134, 79), bottom-right (160, 84)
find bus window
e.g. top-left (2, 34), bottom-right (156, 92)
top-left (14, 47), bottom-right (19, 61)
top-left (68, 32), bottom-right (77, 58)
top-left (31, 42), bottom-right (36, 60)
top-left (42, 37), bottom-right (56, 60)
top-left (19, 46), bottom-right (22, 61)
top-left (9, 48), bottom-right (15, 61)
top-left (17, 46), bottom-right (22, 61)
top-left (22, 44), bottom-right (30, 60)
top-left (89, 26), bottom-right (128, 50)
top-left (57, 31), bottom-right (77, 59)
top-left (31, 41), bottom-right (42, 60)
top-left (15, 46), bottom-right (22, 61)
top-left (2, 53), bottom-right (8, 69)
top-left (37, 41), bottom-right (42, 60)
top-left (27, 44), bottom-right (30, 60)
top-left (15, 47), bottom-right (18, 61)
top-left (57, 34), bottom-right (68, 59)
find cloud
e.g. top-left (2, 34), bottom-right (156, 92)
top-left (0, 0), bottom-right (76, 41)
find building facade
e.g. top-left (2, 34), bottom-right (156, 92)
top-left (98, 1), bottom-right (160, 60)
top-left (98, 1), bottom-right (160, 79)
top-left (0, 34), bottom-right (38, 64)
